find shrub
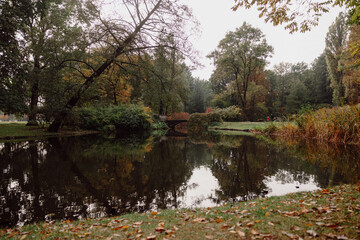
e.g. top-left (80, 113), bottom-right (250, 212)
top-left (65, 104), bottom-right (152, 132)
top-left (188, 112), bottom-right (222, 133)
top-left (212, 106), bottom-right (242, 121)
top-left (108, 105), bottom-right (152, 131)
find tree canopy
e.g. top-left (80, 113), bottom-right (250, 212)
top-left (232, 0), bottom-right (359, 33)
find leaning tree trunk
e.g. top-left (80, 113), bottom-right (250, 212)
top-left (48, 1), bottom-right (162, 132)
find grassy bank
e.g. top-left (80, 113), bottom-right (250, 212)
top-left (0, 122), bottom-right (97, 140)
top-left (2, 185), bottom-right (359, 239)
top-left (210, 122), bottom-right (281, 132)
top-left (0, 122), bottom-right (56, 139)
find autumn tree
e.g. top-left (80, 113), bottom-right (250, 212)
top-left (232, 0), bottom-right (359, 33)
top-left (48, 0), bottom-right (196, 132)
top-left (340, 25), bottom-right (360, 103)
top-left (208, 22), bottom-right (273, 120)
top-left (325, 12), bottom-right (348, 106)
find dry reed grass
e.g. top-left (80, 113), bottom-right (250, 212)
top-left (270, 105), bottom-right (360, 145)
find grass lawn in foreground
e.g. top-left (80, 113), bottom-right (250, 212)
top-left (2, 185), bottom-right (359, 239)
top-left (210, 121), bottom-right (280, 131)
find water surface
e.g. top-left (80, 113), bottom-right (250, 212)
top-left (0, 133), bottom-right (359, 227)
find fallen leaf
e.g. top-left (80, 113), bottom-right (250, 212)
top-left (192, 218), bottom-right (206, 223)
top-left (282, 231), bottom-right (299, 239)
top-left (290, 226), bottom-right (302, 231)
top-left (246, 222), bottom-right (254, 227)
top-left (146, 235), bottom-right (156, 240)
top-left (236, 230), bottom-right (245, 237)
top-left (265, 212), bottom-right (271, 217)
top-left (215, 219), bottom-right (223, 223)
top-left (165, 230), bottom-right (174, 235)
top-left (250, 229), bottom-right (259, 235)
top-left (155, 222), bottom-right (165, 232)
top-left (306, 230), bottom-right (318, 237)
top-left (205, 236), bottom-right (214, 239)
top-left (150, 211), bottom-right (158, 215)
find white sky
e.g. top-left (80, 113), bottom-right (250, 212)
top-left (181, 0), bottom-right (344, 80)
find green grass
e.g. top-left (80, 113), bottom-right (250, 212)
top-left (210, 121), bottom-right (282, 131)
top-left (2, 184), bottom-right (359, 239)
top-left (0, 122), bottom-right (96, 140)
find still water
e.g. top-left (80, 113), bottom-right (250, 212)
top-left (1, 133), bottom-right (359, 227)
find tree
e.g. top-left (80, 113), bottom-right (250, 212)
top-left (325, 12), bottom-right (348, 106)
top-left (2, 0), bottom-right (93, 125)
top-left (208, 22), bottom-right (273, 120)
top-left (312, 53), bottom-right (333, 105)
top-left (48, 0), bottom-right (196, 132)
top-left (186, 78), bottom-right (212, 113)
top-left (340, 25), bottom-right (360, 103)
top-left (141, 35), bottom-right (190, 115)
top-left (232, 0), bottom-right (359, 33)
top-left (0, 0), bottom-right (30, 114)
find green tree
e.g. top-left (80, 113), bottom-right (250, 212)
top-left (0, 0), bottom-right (31, 114)
top-left (325, 12), bottom-right (348, 106)
top-left (208, 22), bottom-right (273, 120)
top-left (312, 53), bottom-right (333, 105)
top-left (140, 35), bottom-right (190, 115)
top-left (186, 78), bottom-right (212, 113)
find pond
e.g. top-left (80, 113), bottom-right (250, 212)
top-left (0, 132), bottom-right (359, 227)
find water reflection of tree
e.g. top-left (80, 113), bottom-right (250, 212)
top-left (267, 138), bottom-right (360, 188)
top-left (210, 136), bottom-right (269, 202)
top-left (0, 135), bottom-right (193, 227)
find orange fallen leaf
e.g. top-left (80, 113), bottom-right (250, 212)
top-left (150, 211), bottom-right (158, 215)
top-left (265, 212), bottom-right (270, 217)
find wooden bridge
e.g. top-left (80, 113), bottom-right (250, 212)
top-left (164, 119), bottom-right (188, 129)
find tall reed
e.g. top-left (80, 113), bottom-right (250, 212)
top-left (269, 105), bottom-right (360, 145)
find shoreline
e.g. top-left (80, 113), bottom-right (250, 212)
top-left (1, 184), bottom-right (359, 239)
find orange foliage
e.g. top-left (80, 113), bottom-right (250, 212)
top-left (167, 112), bottom-right (190, 120)
top-left (205, 108), bottom-right (212, 113)
top-left (0, 115), bottom-right (8, 121)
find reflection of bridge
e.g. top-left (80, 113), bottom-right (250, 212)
top-left (165, 120), bottom-right (188, 129)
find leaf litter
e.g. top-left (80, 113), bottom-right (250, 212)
top-left (1, 184), bottom-right (359, 239)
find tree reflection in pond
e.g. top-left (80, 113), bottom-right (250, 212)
top-left (0, 133), bottom-right (359, 227)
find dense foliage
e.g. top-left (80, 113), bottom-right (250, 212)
top-left (65, 105), bottom-right (152, 132)
top-left (187, 112), bottom-right (222, 133)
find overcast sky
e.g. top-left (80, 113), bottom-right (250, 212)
top-left (181, 0), bottom-right (343, 80)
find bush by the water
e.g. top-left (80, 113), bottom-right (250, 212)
top-left (188, 112), bottom-right (222, 133)
top-left (267, 104), bottom-right (360, 145)
top-left (65, 104), bottom-right (152, 132)
top-left (208, 106), bottom-right (242, 121)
